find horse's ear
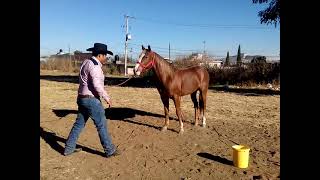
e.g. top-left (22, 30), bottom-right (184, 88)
top-left (142, 45), bottom-right (145, 50)
top-left (147, 45), bottom-right (151, 51)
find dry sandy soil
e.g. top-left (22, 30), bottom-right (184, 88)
top-left (40, 72), bottom-right (280, 180)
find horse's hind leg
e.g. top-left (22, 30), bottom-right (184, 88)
top-left (191, 91), bottom-right (200, 126)
top-left (199, 88), bottom-right (207, 127)
top-left (160, 95), bottom-right (169, 131)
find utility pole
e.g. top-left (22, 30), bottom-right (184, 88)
top-left (130, 48), bottom-right (133, 62)
top-left (169, 42), bottom-right (171, 60)
top-left (68, 44), bottom-right (71, 60)
top-left (124, 14), bottom-right (134, 76)
top-left (74, 52), bottom-right (77, 68)
top-left (68, 44), bottom-right (72, 69)
top-left (203, 41), bottom-right (206, 60)
top-left (203, 41), bottom-right (206, 54)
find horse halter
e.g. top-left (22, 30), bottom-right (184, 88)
top-left (137, 52), bottom-right (156, 73)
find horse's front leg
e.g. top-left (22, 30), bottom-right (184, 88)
top-left (160, 95), bottom-right (169, 131)
top-left (173, 95), bottom-right (184, 134)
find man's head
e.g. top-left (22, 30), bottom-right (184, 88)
top-left (87, 43), bottom-right (113, 64)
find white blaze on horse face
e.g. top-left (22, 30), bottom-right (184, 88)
top-left (134, 52), bottom-right (145, 76)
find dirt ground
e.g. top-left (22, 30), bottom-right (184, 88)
top-left (40, 73), bottom-right (280, 180)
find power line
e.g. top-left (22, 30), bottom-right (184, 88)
top-left (133, 16), bottom-right (276, 29)
top-left (128, 45), bottom-right (198, 56)
top-left (128, 42), bottom-right (202, 52)
top-left (129, 44), bottom-right (217, 57)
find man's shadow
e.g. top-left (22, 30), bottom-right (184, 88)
top-left (40, 127), bottom-right (106, 157)
top-left (197, 152), bottom-right (233, 166)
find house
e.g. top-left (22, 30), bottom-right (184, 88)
top-left (265, 56), bottom-right (280, 63)
top-left (221, 53), bottom-right (280, 65)
top-left (199, 59), bottom-right (223, 68)
top-left (127, 68), bottom-right (135, 75)
top-left (163, 57), bottom-right (173, 64)
top-left (49, 53), bottom-right (72, 60)
top-left (40, 56), bottom-right (49, 62)
top-left (73, 52), bottom-right (92, 62)
top-left (192, 53), bottom-right (203, 60)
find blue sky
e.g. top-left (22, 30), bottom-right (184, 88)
top-left (40, 0), bottom-right (279, 58)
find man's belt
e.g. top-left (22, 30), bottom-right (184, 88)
top-left (78, 94), bottom-right (99, 99)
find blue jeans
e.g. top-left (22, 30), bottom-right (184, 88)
top-left (64, 97), bottom-right (116, 156)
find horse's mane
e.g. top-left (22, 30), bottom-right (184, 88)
top-left (153, 52), bottom-right (176, 75)
top-left (154, 52), bottom-right (201, 72)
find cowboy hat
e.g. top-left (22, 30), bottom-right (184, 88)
top-left (86, 43), bottom-right (113, 55)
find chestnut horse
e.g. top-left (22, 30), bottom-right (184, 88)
top-left (134, 45), bottom-right (209, 134)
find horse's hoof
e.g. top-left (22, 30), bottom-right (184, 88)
top-left (201, 123), bottom-right (206, 128)
top-left (179, 129), bottom-right (184, 135)
top-left (160, 126), bottom-right (167, 131)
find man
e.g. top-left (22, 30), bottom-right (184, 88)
top-left (64, 43), bottom-right (119, 158)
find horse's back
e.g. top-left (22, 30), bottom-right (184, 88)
top-left (177, 65), bottom-right (206, 75)
top-left (175, 66), bottom-right (209, 95)
top-left (177, 66), bottom-right (208, 82)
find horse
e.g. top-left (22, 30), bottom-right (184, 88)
top-left (134, 45), bottom-right (210, 134)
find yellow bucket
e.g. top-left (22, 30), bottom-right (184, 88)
top-left (232, 145), bottom-right (250, 168)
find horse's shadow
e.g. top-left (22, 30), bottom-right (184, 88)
top-left (52, 107), bottom-right (168, 120)
top-left (209, 86), bottom-right (279, 96)
top-left (40, 127), bottom-right (106, 157)
top-left (197, 152), bottom-right (233, 166)
top-left (52, 107), bottom-right (183, 133)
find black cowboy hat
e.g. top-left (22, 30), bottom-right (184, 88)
top-left (86, 43), bottom-right (113, 55)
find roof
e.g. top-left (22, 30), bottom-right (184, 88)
top-left (73, 52), bottom-right (92, 61)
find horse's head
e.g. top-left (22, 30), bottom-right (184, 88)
top-left (134, 45), bottom-right (155, 76)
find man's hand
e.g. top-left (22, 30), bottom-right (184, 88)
top-left (106, 99), bottom-right (112, 108)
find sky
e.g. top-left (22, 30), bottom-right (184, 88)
top-left (40, 0), bottom-right (280, 59)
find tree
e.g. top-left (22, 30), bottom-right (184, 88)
top-left (253, 0), bottom-right (280, 27)
top-left (225, 51), bottom-right (230, 66)
top-left (251, 56), bottom-right (267, 63)
top-left (236, 45), bottom-right (242, 66)
top-left (74, 50), bottom-right (82, 54)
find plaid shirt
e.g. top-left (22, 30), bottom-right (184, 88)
top-left (78, 56), bottom-right (111, 102)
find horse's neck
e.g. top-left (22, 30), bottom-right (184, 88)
top-left (153, 54), bottom-right (175, 87)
